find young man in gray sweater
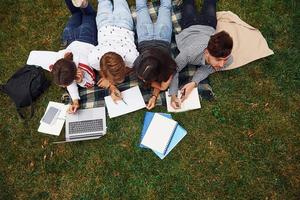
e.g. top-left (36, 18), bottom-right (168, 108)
top-left (169, 0), bottom-right (233, 109)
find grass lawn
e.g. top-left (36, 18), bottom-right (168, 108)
top-left (0, 0), bottom-right (299, 199)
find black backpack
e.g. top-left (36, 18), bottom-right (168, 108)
top-left (0, 65), bottom-right (50, 119)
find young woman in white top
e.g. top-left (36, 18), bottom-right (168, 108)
top-left (87, 0), bottom-right (139, 102)
top-left (51, 0), bottom-right (97, 113)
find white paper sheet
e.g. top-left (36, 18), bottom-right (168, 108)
top-left (165, 88), bottom-right (201, 112)
top-left (104, 86), bottom-right (146, 118)
top-left (38, 101), bottom-right (68, 136)
top-left (141, 113), bottom-right (178, 154)
top-left (27, 50), bottom-right (59, 71)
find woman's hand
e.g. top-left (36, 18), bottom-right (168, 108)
top-left (68, 99), bottom-right (80, 114)
top-left (146, 95), bottom-right (157, 110)
top-left (97, 78), bottom-right (111, 88)
top-left (109, 85), bottom-right (122, 103)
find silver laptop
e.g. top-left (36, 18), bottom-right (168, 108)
top-left (54, 107), bottom-right (106, 143)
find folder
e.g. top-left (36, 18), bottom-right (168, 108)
top-left (140, 112), bottom-right (187, 159)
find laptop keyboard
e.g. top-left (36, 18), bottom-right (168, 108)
top-left (69, 119), bottom-right (103, 134)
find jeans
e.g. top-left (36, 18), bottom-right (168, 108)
top-left (136, 0), bottom-right (172, 43)
top-left (180, 0), bottom-right (217, 30)
top-left (96, 0), bottom-right (133, 30)
top-left (62, 0), bottom-right (98, 46)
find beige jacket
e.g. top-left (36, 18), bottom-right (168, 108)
top-left (216, 11), bottom-right (274, 70)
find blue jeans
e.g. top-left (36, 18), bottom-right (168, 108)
top-left (62, 0), bottom-right (98, 46)
top-left (96, 0), bottom-right (133, 30)
top-left (135, 0), bottom-right (172, 43)
top-left (180, 0), bottom-right (217, 30)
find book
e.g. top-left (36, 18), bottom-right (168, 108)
top-left (165, 88), bottom-right (201, 112)
top-left (104, 86), bottom-right (146, 118)
top-left (140, 112), bottom-right (187, 159)
top-left (140, 113), bottom-right (178, 155)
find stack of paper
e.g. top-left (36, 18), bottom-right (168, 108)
top-left (38, 101), bottom-right (68, 136)
top-left (140, 112), bottom-right (187, 159)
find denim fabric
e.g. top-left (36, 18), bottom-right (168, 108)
top-left (135, 0), bottom-right (172, 43)
top-left (96, 0), bottom-right (133, 30)
top-left (62, 0), bottom-right (98, 46)
top-left (180, 0), bottom-right (217, 30)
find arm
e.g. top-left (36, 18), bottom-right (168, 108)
top-left (66, 82), bottom-right (80, 113)
top-left (77, 63), bottom-right (96, 88)
top-left (169, 52), bottom-right (190, 95)
top-left (146, 87), bottom-right (160, 110)
top-left (150, 75), bottom-right (173, 91)
top-left (97, 78), bottom-right (122, 103)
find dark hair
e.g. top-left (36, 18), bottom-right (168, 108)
top-left (135, 49), bottom-right (176, 83)
top-left (52, 58), bottom-right (76, 86)
top-left (100, 52), bottom-right (126, 84)
top-left (207, 31), bottom-right (233, 58)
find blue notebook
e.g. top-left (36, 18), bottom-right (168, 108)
top-left (140, 112), bottom-right (187, 159)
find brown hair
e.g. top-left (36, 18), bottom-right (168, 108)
top-left (207, 31), bottom-right (233, 58)
top-left (135, 49), bottom-right (176, 83)
top-left (52, 57), bottom-right (76, 86)
top-left (100, 52), bottom-right (126, 84)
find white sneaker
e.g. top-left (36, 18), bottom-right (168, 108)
top-left (72, 0), bottom-right (88, 8)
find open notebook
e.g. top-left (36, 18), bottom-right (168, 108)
top-left (165, 88), bottom-right (201, 112)
top-left (104, 86), bottom-right (146, 118)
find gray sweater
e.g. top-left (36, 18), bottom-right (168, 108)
top-left (169, 25), bottom-right (233, 95)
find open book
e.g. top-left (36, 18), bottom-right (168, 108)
top-left (165, 88), bottom-right (201, 112)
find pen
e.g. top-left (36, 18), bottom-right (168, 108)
top-left (180, 88), bottom-right (186, 100)
top-left (114, 91), bottom-right (128, 105)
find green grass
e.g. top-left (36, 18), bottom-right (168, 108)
top-left (0, 0), bottom-right (299, 199)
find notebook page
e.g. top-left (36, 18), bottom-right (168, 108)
top-left (104, 86), bottom-right (146, 118)
top-left (165, 88), bottom-right (201, 112)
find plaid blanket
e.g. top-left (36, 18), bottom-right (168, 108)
top-left (62, 0), bottom-right (213, 108)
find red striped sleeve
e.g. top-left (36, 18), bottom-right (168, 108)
top-left (78, 63), bottom-right (96, 80)
top-left (84, 82), bottom-right (94, 88)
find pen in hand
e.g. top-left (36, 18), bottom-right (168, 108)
top-left (114, 91), bottom-right (128, 105)
top-left (180, 88), bottom-right (186, 100)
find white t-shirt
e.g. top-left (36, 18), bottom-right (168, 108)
top-left (56, 41), bottom-right (96, 100)
top-left (88, 25), bottom-right (139, 70)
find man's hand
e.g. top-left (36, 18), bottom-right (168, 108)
top-left (180, 82), bottom-right (197, 102)
top-left (68, 99), bottom-right (80, 114)
top-left (97, 78), bottom-right (111, 89)
top-left (170, 95), bottom-right (181, 109)
top-left (146, 95), bottom-right (157, 110)
top-left (109, 85), bottom-right (122, 103)
top-left (75, 68), bottom-right (83, 83)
